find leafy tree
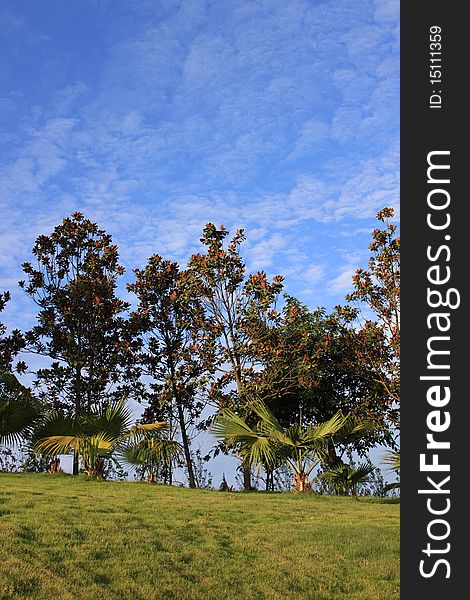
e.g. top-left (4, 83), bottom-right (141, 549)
top-left (186, 224), bottom-right (284, 489)
top-left (251, 296), bottom-right (396, 464)
top-left (0, 291), bottom-right (11, 372)
top-left (0, 291), bottom-right (23, 371)
top-left (345, 207), bottom-right (400, 422)
top-left (19, 213), bottom-right (135, 474)
top-left (34, 398), bottom-right (171, 479)
top-left (128, 255), bottom-right (211, 488)
top-left (191, 448), bottom-right (214, 489)
top-left (210, 400), bottom-right (370, 493)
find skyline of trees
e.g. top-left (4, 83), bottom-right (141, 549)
top-left (0, 209), bottom-right (400, 491)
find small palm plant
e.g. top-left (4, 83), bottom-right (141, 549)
top-left (317, 461), bottom-right (375, 498)
top-left (119, 433), bottom-right (183, 483)
top-left (34, 398), bottom-right (172, 478)
top-left (210, 400), bottom-right (371, 493)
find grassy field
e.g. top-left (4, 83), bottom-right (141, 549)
top-left (0, 473), bottom-right (399, 600)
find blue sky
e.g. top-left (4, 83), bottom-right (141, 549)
top-left (0, 0), bottom-right (399, 483)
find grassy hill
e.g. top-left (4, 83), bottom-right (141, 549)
top-left (0, 473), bottom-right (399, 600)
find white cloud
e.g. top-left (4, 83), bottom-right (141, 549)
top-left (0, 0), bottom-right (399, 331)
top-left (329, 267), bottom-right (356, 295)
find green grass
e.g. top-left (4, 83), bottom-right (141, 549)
top-left (0, 473), bottom-right (399, 600)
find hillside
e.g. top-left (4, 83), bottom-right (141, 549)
top-left (0, 473), bottom-right (399, 600)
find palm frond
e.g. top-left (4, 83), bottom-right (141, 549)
top-left (304, 412), bottom-right (350, 442)
top-left (126, 422), bottom-right (168, 442)
top-left (32, 412), bottom-right (80, 442)
top-left (210, 409), bottom-right (259, 443)
top-left (383, 450), bottom-right (400, 472)
top-left (353, 461), bottom-right (375, 480)
top-left (91, 398), bottom-right (133, 437)
top-left (35, 434), bottom-right (80, 456)
top-left (0, 372), bottom-right (42, 445)
top-left (246, 435), bottom-right (277, 468)
top-left (250, 400), bottom-right (284, 434)
top-left (120, 437), bottom-right (182, 467)
top-left (318, 461), bottom-right (374, 490)
top-left (0, 400), bottom-right (40, 445)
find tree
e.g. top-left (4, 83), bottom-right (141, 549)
top-left (0, 291), bottom-right (12, 372)
top-left (210, 399), bottom-right (371, 493)
top-left (250, 296), bottom-right (396, 464)
top-left (345, 207), bottom-right (400, 424)
top-left (186, 224), bottom-right (284, 489)
top-left (128, 255), bottom-right (212, 488)
top-left (34, 398), bottom-right (174, 479)
top-left (19, 213), bottom-right (134, 474)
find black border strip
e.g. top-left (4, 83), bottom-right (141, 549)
top-left (401, 4), bottom-right (466, 596)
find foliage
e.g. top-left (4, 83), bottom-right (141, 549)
top-left (383, 450), bottom-right (400, 471)
top-left (0, 446), bottom-right (19, 472)
top-left (252, 296), bottom-right (397, 460)
top-left (120, 431), bottom-right (183, 484)
top-left (317, 461), bottom-right (375, 498)
top-left (191, 447), bottom-right (213, 489)
top-left (316, 462), bottom-right (387, 498)
top-left (211, 399), bottom-right (371, 493)
top-left (186, 224), bottom-right (284, 489)
top-left (19, 213), bottom-right (134, 421)
top-left (33, 398), bottom-right (169, 479)
top-left (382, 450), bottom-right (400, 494)
top-left (219, 473), bottom-right (233, 492)
top-left (19, 444), bottom-right (51, 473)
top-left (249, 462), bottom-right (293, 492)
top-left (0, 292), bottom-right (19, 370)
top-left (0, 371), bottom-right (43, 446)
top-left (128, 255), bottom-right (210, 488)
top-left (0, 292), bottom-right (24, 372)
top-left (345, 207), bottom-right (400, 424)
top-left (1, 293), bottom-right (42, 448)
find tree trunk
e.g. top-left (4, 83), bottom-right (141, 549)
top-left (323, 441), bottom-right (341, 469)
top-left (73, 451), bottom-right (79, 475)
top-left (48, 458), bottom-right (62, 474)
top-left (146, 471), bottom-right (156, 484)
top-left (265, 467), bottom-right (274, 492)
top-left (176, 401), bottom-right (196, 489)
top-left (293, 472), bottom-right (311, 493)
top-left (73, 364), bottom-right (81, 476)
top-left (243, 462), bottom-right (251, 491)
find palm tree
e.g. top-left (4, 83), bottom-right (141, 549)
top-left (34, 398), bottom-right (173, 479)
top-left (210, 400), bottom-right (371, 493)
top-left (0, 371), bottom-right (42, 446)
top-left (317, 461), bottom-right (375, 498)
top-left (119, 435), bottom-right (183, 483)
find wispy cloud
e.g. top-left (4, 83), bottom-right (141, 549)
top-left (0, 0), bottom-right (399, 325)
